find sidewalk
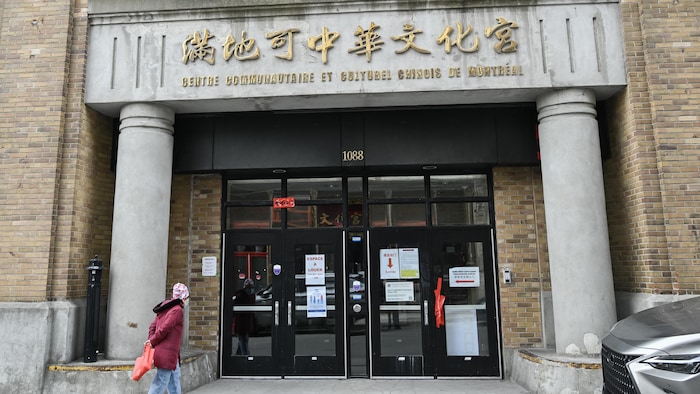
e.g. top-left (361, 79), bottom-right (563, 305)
top-left (189, 377), bottom-right (533, 393)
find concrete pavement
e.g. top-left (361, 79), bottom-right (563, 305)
top-left (189, 378), bottom-right (533, 393)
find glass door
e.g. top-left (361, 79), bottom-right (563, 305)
top-left (430, 228), bottom-right (501, 376)
top-left (367, 227), bottom-right (501, 377)
top-left (221, 173), bottom-right (500, 378)
top-left (369, 228), bottom-right (430, 376)
top-left (222, 231), bottom-right (283, 376)
top-left (222, 230), bottom-right (345, 376)
top-left (284, 229), bottom-right (345, 376)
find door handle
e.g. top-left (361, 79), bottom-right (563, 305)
top-left (274, 300), bottom-right (279, 326)
top-left (424, 300), bottom-right (429, 326)
top-left (288, 300), bottom-right (292, 326)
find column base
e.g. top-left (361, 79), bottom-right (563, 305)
top-left (509, 348), bottom-right (602, 394)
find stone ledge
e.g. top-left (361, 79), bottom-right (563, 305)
top-left (44, 349), bottom-right (217, 394)
top-left (510, 348), bottom-right (603, 394)
top-left (519, 348), bottom-right (602, 370)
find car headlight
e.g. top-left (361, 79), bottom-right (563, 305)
top-left (645, 355), bottom-right (700, 374)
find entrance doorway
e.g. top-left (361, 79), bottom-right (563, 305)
top-left (221, 230), bottom-right (344, 376)
top-left (220, 175), bottom-right (501, 378)
top-left (368, 227), bottom-right (500, 377)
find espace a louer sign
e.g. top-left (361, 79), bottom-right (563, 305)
top-left (85, 4), bottom-right (626, 114)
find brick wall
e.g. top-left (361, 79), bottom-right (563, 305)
top-left (169, 174), bottom-right (222, 351)
top-left (604, 0), bottom-right (700, 295)
top-left (0, 0), bottom-right (114, 302)
top-left (493, 167), bottom-right (549, 348)
top-left (638, 0), bottom-right (700, 294)
top-left (53, 2), bottom-right (116, 300)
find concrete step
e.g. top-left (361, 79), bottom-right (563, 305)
top-left (44, 349), bottom-right (217, 394)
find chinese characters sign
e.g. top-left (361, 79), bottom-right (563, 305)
top-left (177, 16), bottom-right (525, 90)
top-left (84, 1), bottom-right (630, 110)
top-left (182, 18), bottom-right (519, 65)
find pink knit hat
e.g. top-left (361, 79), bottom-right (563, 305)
top-left (172, 283), bottom-right (189, 300)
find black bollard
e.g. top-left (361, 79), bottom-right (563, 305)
top-left (84, 255), bottom-right (103, 363)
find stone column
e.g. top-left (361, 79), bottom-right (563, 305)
top-left (536, 88), bottom-right (617, 354)
top-left (105, 103), bottom-right (175, 359)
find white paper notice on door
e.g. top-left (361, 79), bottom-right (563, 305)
top-left (379, 248), bottom-right (400, 279)
top-left (305, 254), bottom-right (325, 285)
top-left (449, 266), bottom-right (480, 288)
top-left (384, 281), bottom-right (414, 302)
top-left (399, 248), bottom-right (419, 279)
top-left (307, 286), bottom-right (327, 318)
top-left (445, 305), bottom-right (479, 356)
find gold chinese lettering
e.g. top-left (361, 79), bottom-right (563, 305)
top-left (308, 26), bottom-right (340, 64)
top-left (348, 22), bottom-right (384, 62)
top-left (182, 29), bottom-right (215, 65)
top-left (265, 28), bottom-right (300, 61)
top-left (319, 213), bottom-right (334, 226)
top-left (391, 24), bottom-right (430, 54)
top-left (222, 31), bottom-right (260, 61)
top-left (484, 17), bottom-right (519, 53)
top-left (437, 22), bottom-right (479, 54)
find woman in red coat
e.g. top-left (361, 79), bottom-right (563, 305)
top-left (147, 283), bottom-right (189, 394)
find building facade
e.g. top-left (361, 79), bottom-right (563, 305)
top-left (0, 0), bottom-right (698, 392)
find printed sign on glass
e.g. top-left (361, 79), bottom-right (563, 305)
top-left (449, 266), bottom-right (480, 288)
top-left (307, 286), bottom-right (327, 318)
top-left (399, 248), bottom-right (420, 279)
top-left (385, 281), bottom-right (414, 302)
top-left (305, 254), bottom-right (325, 285)
top-left (379, 248), bottom-right (400, 279)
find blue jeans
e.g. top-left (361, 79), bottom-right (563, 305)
top-left (237, 334), bottom-right (250, 355)
top-left (148, 362), bottom-right (181, 394)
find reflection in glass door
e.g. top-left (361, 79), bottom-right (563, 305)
top-left (222, 232), bottom-right (282, 376)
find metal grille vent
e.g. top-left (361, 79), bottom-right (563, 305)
top-left (601, 344), bottom-right (640, 394)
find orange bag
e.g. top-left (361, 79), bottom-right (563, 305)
top-left (131, 343), bottom-right (154, 381)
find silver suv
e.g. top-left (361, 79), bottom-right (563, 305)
top-left (602, 296), bottom-right (700, 394)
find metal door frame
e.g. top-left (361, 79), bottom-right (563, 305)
top-left (367, 228), bottom-right (431, 377)
top-left (428, 227), bottom-right (502, 378)
top-left (220, 229), bottom-right (348, 378)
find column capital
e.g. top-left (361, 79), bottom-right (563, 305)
top-left (536, 88), bottom-right (597, 123)
top-left (119, 103), bottom-right (175, 136)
